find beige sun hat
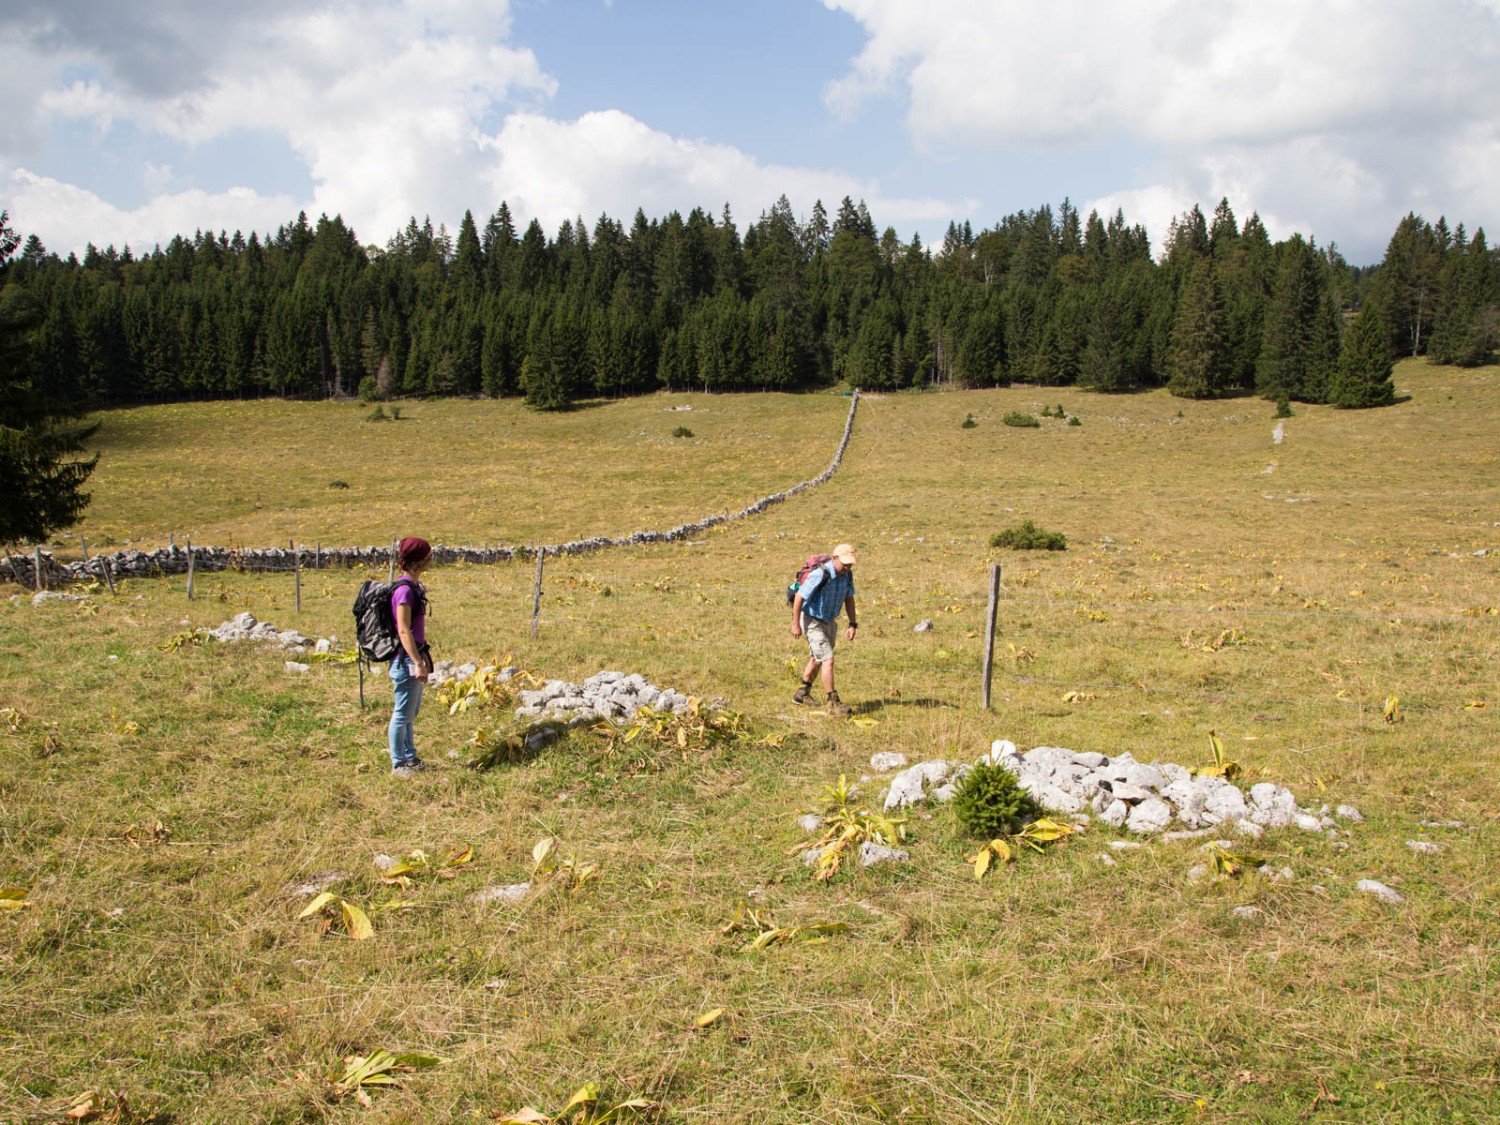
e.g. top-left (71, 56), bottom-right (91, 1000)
top-left (831, 543), bottom-right (857, 566)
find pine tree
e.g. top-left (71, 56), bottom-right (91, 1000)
top-left (1166, 259), bottom-right (1229, 398)
top-left (1329, 303), bottom-right (1395, 408)
top-left (1256, 236), bottom-right (1329, 401)
top-left (0, 213), bottom-right (98, 543)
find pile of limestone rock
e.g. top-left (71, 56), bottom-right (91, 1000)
top-left (207, 612), bottom-right (333, 656)
top-left (882, 740), bottom-right (1362, 839)
top-left (514, 670), bottom-right (698, 724)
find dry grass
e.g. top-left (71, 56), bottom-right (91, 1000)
top-left (1, 360), bottom-right (1496, 1123)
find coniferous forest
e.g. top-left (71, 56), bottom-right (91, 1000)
top-left (2, 195), bottom-right (1496, 414)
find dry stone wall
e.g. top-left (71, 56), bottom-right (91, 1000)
top-left (2, 392), bottom-right (860, 588)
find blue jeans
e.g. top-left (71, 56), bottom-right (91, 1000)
top-left (388, 655), bottom-right (425, 767)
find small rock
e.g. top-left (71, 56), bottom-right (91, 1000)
top-left (913, 620), bottom-right (933, 632)
top-left (1126, 797), bottom-right (1173, 834)
top-left (1160, 829), bottom-right (1213, 843)
top-left (314, 638), bottom-right (332, 655)
top-left (32, 591), bottom-right (85, 605)
top-left (284, 661), bottom-right (310, 673)
top-left (870, 751), bottom-right (908, 773)
top-left (470, 882), bottom-right (531, 905)
top-left (286, 871), bottom-right (347, 897)
top-left (1356, 879), bottom-right (1405, 904)
top-left (1108, 840), bottom-right (1143, 851)
top-left (1187, 864), bottom-right (1211, 882)
top-left (1419, 819), bottom-right (1465, 829)
top-left (796, 814), bottom-right (824, 833)
top-left (883, 760), bottom-right (952, 810)
top-left (1405, 840), bottom-right (1442, 854)
top-left (1232, 819), bottom-right (1265, 841)
top-left (858, 842), bottom-right (910, 867)
top-left (1096, 853), bottom-right (1118, 866)
top-left (1231, 906), bottom-right (1261, 920)
top-left (373, 854), bottom-right (396, 871)
top-left (1294, 813), bottom-right (1324, 832)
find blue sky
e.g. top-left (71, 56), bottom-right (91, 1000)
top-left (2, 0), bottom-right (1497, 264)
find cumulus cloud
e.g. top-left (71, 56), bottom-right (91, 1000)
top-left (4, 0), bottom-right (556, 249)
top-left (7, 167), bottom-right (299, 254)
top-left (1, 0), bottom-right (970, 255)
top-left (483, 110), bottom-right (964, 238)
top-left (826, 0), bottom-right (1500, 258)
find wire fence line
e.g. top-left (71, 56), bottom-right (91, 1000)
top-left (511, 609), bottom-right (1495, 720)
top-left (0, 391), bottom-right (863, 590)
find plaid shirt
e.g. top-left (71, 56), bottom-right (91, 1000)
top-left (798, 562), bottom-right (854, 622)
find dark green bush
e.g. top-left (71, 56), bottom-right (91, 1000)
top-left (356, 376), bottom-right (379, 403)
top-left (961, 413), bottom-right (978, 429)
top-left (1068, 416), bottom-right (1082, 426)
top-left (989, 520), bottom-right (1067, 550)
top-left (365, 405), bottom-right (389, 423)
top-left (1002, 411), bottom-right (1041, 428)
top-left (672, 425), bottom-right (694, 438)
top-left (328, 480), bottom-right (350, 490)
top-left (951, 761), bottom-right (1043, 838)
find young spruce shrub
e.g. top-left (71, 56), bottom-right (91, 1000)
top-left (951, 761), bottom-right (1042, 838)
top-left (989, 519), bottom-right (1067, 550)
top-left (1002, 411), bottom-right (1041, 428)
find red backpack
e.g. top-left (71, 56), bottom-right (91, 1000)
top-left (786, 554), bottom-right (832, 605)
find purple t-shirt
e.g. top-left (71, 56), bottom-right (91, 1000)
top-left (391, 580), bottom-right (426, 648)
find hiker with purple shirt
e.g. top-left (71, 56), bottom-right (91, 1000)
top-left (388, 536), bottom-right (434, 776)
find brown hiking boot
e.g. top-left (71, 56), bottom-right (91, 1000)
top-left (826, 691), bottom-right (852, 718)
top-left (792, 681), bottom-right (816, 705)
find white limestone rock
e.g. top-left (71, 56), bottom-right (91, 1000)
top-left (1356, 879), bottom-right (1405, 904)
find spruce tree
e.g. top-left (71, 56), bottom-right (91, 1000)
top-left (1166, 259), bottom-right (1229, 398)
top-left (1329, 303), bottom-right (1395, 408)
top-left (0, 213), bottom-right (98, 543)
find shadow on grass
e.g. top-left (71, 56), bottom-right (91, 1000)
top-left (850, 697), bottom-right (952, 716)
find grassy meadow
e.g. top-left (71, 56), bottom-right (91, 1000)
top-left (1, 361), bottom-right (1497, 1123)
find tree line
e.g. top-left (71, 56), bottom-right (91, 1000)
top-left (3, 195), bottom-right (1496, 418)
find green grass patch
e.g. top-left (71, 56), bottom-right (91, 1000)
top-left (1, 360), bottom-right (1496, 1122)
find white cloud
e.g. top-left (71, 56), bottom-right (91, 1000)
top-left (7, 167), bottom-right (299, 254)
top-left (483, 109), bottom-right (965, 237)
top-left (827, 0), bottom-right (1500, 258)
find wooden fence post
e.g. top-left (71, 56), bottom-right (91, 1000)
top-left (186, 534), bottom-right (195, 600)
top-left (33, 545), bottom-right (44, 591)
top-left (530, 543), bottom-right (545, 641)
top-left (294, 543), bottom-right (302, 615)
top-left (388, 538), bottom-right (397, 583)
top-left (982, 564), bottom-right (1001, 711)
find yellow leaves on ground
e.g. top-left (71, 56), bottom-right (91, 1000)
top-left (531, 837), bottom-right (600, 893)
top-left (0, 887), bottom-right (30, 910)
top-left (122, 820), bottom-right (169, 847)
top-left (380, 844), bottom-right (475, 885)
top-left (693, 1007), bottom-right (724, 1028)
top-left (969, 818), bottom-right (1079, 879)
top-left (298, 892), bottom-right (375, 941)
top-left (1384, 695), bottom-right (1403, 723)
top-left (719, 903), bottom-right (849, 952)
top-left (497, 1082), bottom-right (656, 1124)
top-left (331, 1048), bottom-right (449, 1105)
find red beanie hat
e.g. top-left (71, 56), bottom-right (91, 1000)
top-left (397, 536), bottom-right (431, 567)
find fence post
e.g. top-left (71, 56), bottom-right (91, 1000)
top-left (294, 543), bottom-right (302, 615)
top-left (531, 543), bottom-right (545, 641)
top-left (388, 538), bottom-right (397, 583)
top-left (982, 564), bottom-right (1001, 711)
top-left (186, 534), bottom-right (195, 600)
top-left (33, 545), bottom-right (44, 591)
top-left (315, 541), bottom-right (321, 571)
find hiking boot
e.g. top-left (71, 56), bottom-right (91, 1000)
top-left (392, 759), bottom-right (430, 777)
top-left (826, 691), bottom-right (852, 718)
top-left (792, 681), bottom-right (816, 705)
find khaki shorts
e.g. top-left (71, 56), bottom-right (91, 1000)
top-left (802, 614), bottom-right (837, 662)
